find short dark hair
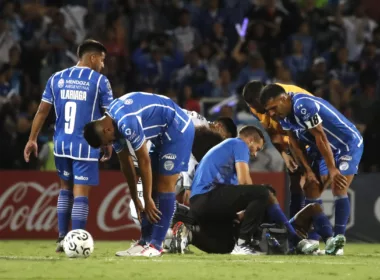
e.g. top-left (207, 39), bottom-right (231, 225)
top-left (259, 84), bottom-right (285, 107)
top-left (238, 125), bottom-right (265, 143)
top-left (83, 121), bottom-right (102, 148)
top-left (77, 39), bottom-right (107, 58)
top-left (242, 80), bottom-right (264, 105)
top-left (192, 126), bottom-right (224, 162)
top-left (215, 117), bottom-right (237, 138)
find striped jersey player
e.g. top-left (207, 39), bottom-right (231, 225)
top-left (83, 92), bottom-right (195, 257)
top-left (24, 40), bottom-right (113, 252)
top-left (260, 83), bottom-right (363, 250)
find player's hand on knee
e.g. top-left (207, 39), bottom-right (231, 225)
top-left (24, 140), bottom-right (38, 162)
top-left (144, 197), bottom-right (162, 223)
top-left (133, 198), bottom-right (144, 224)
top-left (282, 153), bottom-right (298, 173)
top-left (331, 168), bottom-right (347, 190)
top-left (100, 145), bottom-right (113, 162)
top-left (304, 169), bottom-right (319, 188)
top-left (183, 190), bottom-right (191, 206)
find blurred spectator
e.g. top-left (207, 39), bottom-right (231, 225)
top-left (198, 42), bottom-right (219, 83)
top-left (0, 64), bottom-right (13, 99)
top-left (0, 16), bottom-right (19, 66)
top-left (198, 0), bottom-right (225, 39)
top-left (60, 4), bottom-right (88, 45)
top-left (209, 21), bottom-right (229, 57)
top-left (39, 10), bottom-right (76, 81)
top-left (342, 3), bottom-right (378, 62)
top-left (360, 41), bottom-right (380, 74)
top-left (212, 68), bottom-right (235, 97)
top-left (1, 1), bottom-right (24, 42)
top-left (232, 54), bottom-right (269, 91)
top-left (372, 27), bottom-right (380, 53)
top-left (300, 56), bottom-right (328, 92)
top-left (132, 38), bottom-right (184, 92)
top-left (288, 21), bottom-right (315, 64)
top-left (173, 9), bottom-right (201, 53)
top-left (284, 40), bottom-right (309, 83)
top-left (330, 47), bottom-right (359, 88)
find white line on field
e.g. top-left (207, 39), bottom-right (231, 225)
top-left (0, 256), bottom-right (373, 266)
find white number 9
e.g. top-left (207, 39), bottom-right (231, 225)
top-left (64, 101), bottom-right (77, 134)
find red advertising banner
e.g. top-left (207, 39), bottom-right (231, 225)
top-left (0, 171), bottom-right (286, 240)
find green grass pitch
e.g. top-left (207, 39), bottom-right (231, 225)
top-left (1, 241), bottom-right (379, 280)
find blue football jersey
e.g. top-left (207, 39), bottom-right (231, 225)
top-left (279, 93), bottom-right (363, 153)
top-left (107, 92), bottom-right (192, 152)
top-left (42, 66), bottom-right (113, 161)
top-left (191, 138), bottom-right (250, 197)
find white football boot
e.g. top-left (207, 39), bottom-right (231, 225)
top-left (115, 241), bottom-right (145, 257)
top-left (134, 244), bottom-right (163, 257)
top-left (231, 244), bottom-right (263, 255)
top-left (297, 239), bottom-right (320, 255)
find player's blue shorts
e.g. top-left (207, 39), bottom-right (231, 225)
top-left (54, 156), bottom-right (99, 186)
top-left (308, 143), bottom-right (364, 176)
top-left (150, 121), bottom-right (195, 176)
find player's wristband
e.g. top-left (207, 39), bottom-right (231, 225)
top-left (184, 185), bottom-right (191, 191)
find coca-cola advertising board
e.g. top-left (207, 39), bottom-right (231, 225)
top-left (0, 171), bottom-right (286, 240)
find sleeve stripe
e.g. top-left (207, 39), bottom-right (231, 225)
top-left (41, 98), bottom-right (53, 104)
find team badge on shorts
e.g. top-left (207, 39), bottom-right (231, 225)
top-left (339, 161), bottom-right (349, 171)
top-left (164, 160), bottom-right (174, 171)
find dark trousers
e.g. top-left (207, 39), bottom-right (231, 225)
top-left (189, 184), bottom-right (270, 254)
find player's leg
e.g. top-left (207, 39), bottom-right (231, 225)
top-left (71, 160), bottom-right (99, 231)
top-left (54, 157), bottom-right (74, 252)
top-left (330, 146), bottom-right (363, 238)
top-left (291, 203), bottom-right (346, 255)
top-left (289, 169), bottom-right (305, 218)
top-left (139, 124), bottom-right (195, 256)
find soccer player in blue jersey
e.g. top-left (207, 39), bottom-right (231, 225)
top-left (260, 84), bottom-right (363, 254)
top-left (184, 126), bottom-right (317, 255)
top-left (24, 40), bottom-right (113, 252)
top-left (83, 92), bottom-right (195, 257)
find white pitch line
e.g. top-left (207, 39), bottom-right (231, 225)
top-left (0, 256), bottom-right (373, 266)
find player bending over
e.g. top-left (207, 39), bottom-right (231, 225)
top-left (175, 125), bottom-right (315, 255)
top-left (260, 84), bottom-right (363, 255)
top-left (24, 40), bottom-right (114, 252)
top-left (242, 81), bottom-right (314, 218)
top-left (84, 92), bottom-right (194, 257)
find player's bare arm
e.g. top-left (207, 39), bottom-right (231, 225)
top-left (286, 131), bottom-right (319, 186)
top-left (308, 124), bottom-right (347, 190)
top-left (135, 141), bottom-right (161, 223)
top-left (235, 162), bottom-right (253, 185)
top-left (100, 108), bottom-right (113, 162)
top-left (24, 101), bottom-right (52, 162)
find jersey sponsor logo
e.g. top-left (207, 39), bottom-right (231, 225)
top-left (60, 90), bottom-right (87, 101)
top-left (301, 108), bottom-right (307, 115)
top-left (164, 160), bottom-right (174, 171)
top-left (124, 99), bottom-right (133, 105)
top-left (74, 175), bottom-right (89, 181)
top-left (63, 171), bottom-right (70, 177)
top-left (339, 155), bottom-right (352, 161)
top-left (162, 153), bottom-right (177, 160)
top-left (58, 79), bottom-right (65, 88)
top-left (339, 161), bottom-right (349, 171)
top-left (66, 80), bottom-right (90, 86)
top-left (124, 128), bottom-right (132, 136)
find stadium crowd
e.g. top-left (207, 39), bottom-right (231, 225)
top-left (0, 0), bottom-right (379, 172)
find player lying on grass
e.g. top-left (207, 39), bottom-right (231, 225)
top-left (171, 125), bottom-right (315, 255)
top-left (260, 84), bottom-right (363, 255)
top-left (24, 40), bottom-right (114, 252)
top-left (167, 201), bottom-right (345, 255)
top-left (84, 92), bottom-right (195, 257)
